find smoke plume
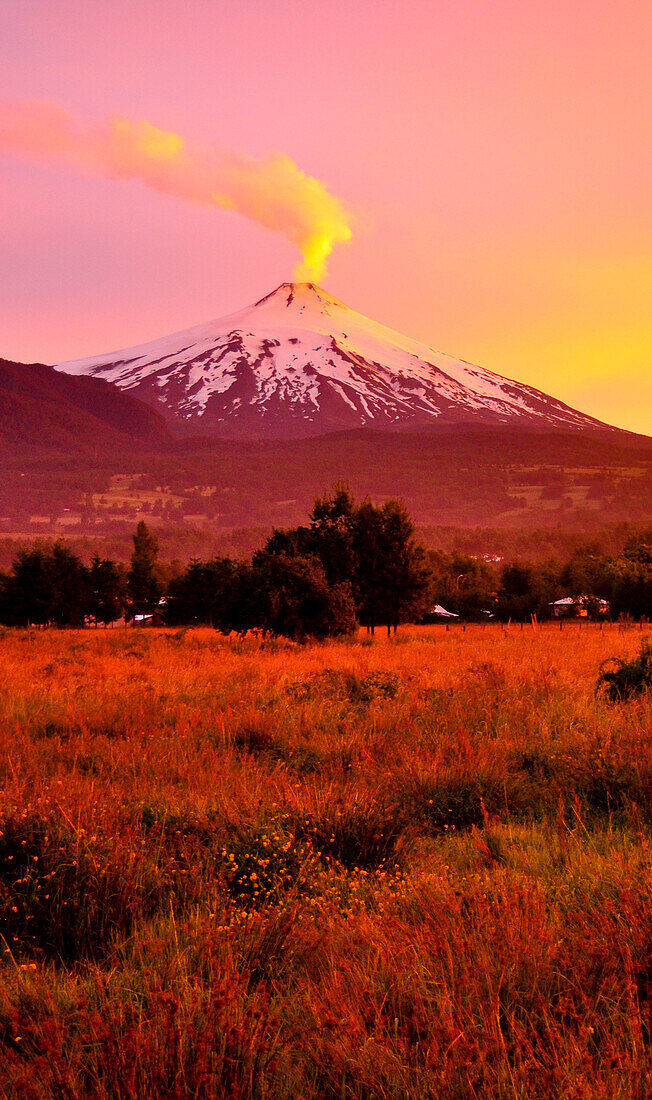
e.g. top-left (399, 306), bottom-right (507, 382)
top-left (0, 99), bottom-right (352, 281)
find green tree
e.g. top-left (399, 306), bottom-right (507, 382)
top-left (372, 500), bottom-right (432, 633)
top-left (426, 550), bottom-right (499, 619)
top-left (0, 543), bottom-right (89, 627)
top-left (127, 522), bottom-right (163, 615)
top-left (221, 562), bottom-right (266, 636)
top-left (89, 556), bottom-right (126, 625)
top-left (166, 558), bottom-right (237, 627)
top-left (497, 559), bottom-right (564, 621)
top-left (263, 488), bottom-right (433, 634)
top-left (352, 500), bottom-right (385, 632)
top-left (560, 544), bottom-right (607, 599)
top-left (604, 545), bottom-right (652, 619)
top-left (262, 526), bottom-right (312, 560)
top-left (0, 546), bottom-right (52, 625)
top-left (309, 483), bottom-right (358, 592)
top-left (49, 543), bottom-right (91, 627)
top-left (497, 562), bottom-right (541, 621)
top-left (251, 551), bottom-right (356, 641)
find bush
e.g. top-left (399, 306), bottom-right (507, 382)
top-left (597, 638), bottom-right (652, 702)
top-left (411, 775), bottom-right (504, 832)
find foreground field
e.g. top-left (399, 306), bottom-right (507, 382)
top-left (0, 624), bottom-right (651, 1098)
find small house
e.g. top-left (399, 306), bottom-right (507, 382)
top-left (424, 604), bottom-right (460, 623)
top-left (132, 612), bottom-right (164, 627)
top-left (549, 596), bottom-right (609, 620)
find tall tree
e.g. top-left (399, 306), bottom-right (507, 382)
top-left (127, 522), bottom-right (163, 615)
top-left (89, 555), bottom-right (126, 625)
top-left (262, 487), bottom-right (432, 634)
top-left (366, 500), bottom-right (431, 633)
top-left (352, 500), bottom-right (386, 633)
top-left (309, 483), bottom-right (358, 592)
top-left (49, 543), bottom-right (91, 627)
top-left (0, 546), bottom-right (52, 626)
top-left (249, 550), bottom-right (357, 641)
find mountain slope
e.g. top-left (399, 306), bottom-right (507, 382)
top-left (55, 283), bottom-right (610, 439)
top-left (0, 359), bottom-right (172, 458)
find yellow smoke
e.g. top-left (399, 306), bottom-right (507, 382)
top-left (0, 99), bottom-right (352, 281)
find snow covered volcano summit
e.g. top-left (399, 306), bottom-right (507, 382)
top-left (56, 283), bottom-right (606, 439)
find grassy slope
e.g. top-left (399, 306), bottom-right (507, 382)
top-left (0, 360), bottom-right (172, 457)
top-left (0, 624), bottom-right (651, 1098)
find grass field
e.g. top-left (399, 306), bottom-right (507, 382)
top-left (0, 624), bottom-right (651, 1098)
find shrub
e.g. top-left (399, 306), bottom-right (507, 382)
top-left (231, 719), bottom-right (276, 756)
top-left (345, 671), bottom-right (400, 704)
top-left (413, 775), bottom-right (502, 832)
top-left (597, 638), bottom-right (652, 702)
top-left (271, 743), bottom-right (326, 774)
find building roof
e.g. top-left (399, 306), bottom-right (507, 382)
top-left (549, 595), bottom-right (609, 607)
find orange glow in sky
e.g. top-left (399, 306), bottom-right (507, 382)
top-left (0, 0), bottom-right (650, 433)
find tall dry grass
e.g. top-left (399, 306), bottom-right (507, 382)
top-left (0, 623), bottom-right (650, 1097)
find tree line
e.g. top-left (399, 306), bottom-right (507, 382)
top-left (0, 488), bottom-right (650, 635)
top-left (428, 539), bottom-right (652, 622)
top-left (0, 522), bottom-right (163, 629)
top-left (0, 490), bottom-right (431, 638)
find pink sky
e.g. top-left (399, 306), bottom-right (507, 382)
top-left (1, 0), bottom-right (650, 433)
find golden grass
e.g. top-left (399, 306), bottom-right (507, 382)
top-left (0, 623), bottom-right (651, 1097)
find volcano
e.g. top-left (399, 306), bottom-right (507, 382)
top-left (56, 282), bottom-right (610, 439)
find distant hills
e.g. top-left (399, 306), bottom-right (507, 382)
top-left (0, 358), bottom-right (172, 459)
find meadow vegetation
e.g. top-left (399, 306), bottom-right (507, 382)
top-left (0, 623), bottom-right (651, 1097)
